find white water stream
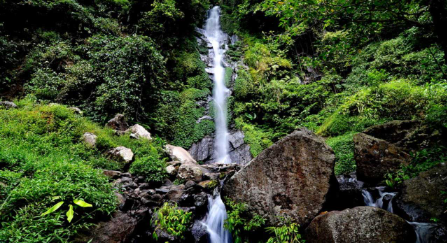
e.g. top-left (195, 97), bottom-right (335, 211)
top-left (362, 187), bottom-right (438, 243)
top-left (203, 6), bottom-right (232, 243)
top-left (205, 6), bottom-right (231, 164)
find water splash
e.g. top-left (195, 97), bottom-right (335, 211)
top-left (362, 187), bottom-right (396, 213)
top-left (205, 6), bottom-right (231, 164)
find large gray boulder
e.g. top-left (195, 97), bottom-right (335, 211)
top-left (395, 163), bottom-right (447, 223)
top-left (223, 128), bottom-right (335, 226)
top-left (305, 206), bottom-right (416, 243)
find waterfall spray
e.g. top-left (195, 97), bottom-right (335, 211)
top-left (205, 6), bottom-right (231, 164)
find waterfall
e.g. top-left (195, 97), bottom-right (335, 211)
top-left (202, 6), bottom-right (233, 243)
top-left (205, 6), bottom-right (231, 164)
top-left (204, 193), bottom-right (232, 243)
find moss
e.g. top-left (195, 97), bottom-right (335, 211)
top-left (326, 132), bottom-right (357, 175)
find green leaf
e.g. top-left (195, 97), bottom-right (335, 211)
top-left (41, 201), bottom-right (64, 216)
top-left (66, 204), bottom-right (74, 223)
top-left (73, 199), bottom-right (93, 208)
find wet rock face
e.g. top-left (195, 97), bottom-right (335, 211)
top-left (188, 130), bottom-right (252, 165)
top-left (395, 163), bottom-right (447, 223)
top-left (223, 128), bottom-right (335, 226)
top-left (305, 206), bottom-right (416, 243)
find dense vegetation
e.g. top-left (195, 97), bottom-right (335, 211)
top-left (1, 0), bottom-right (447, 242)
top-left (0, 98), bottom-right (166, 242)
top-left (219, 0), bottom-right (447, 174)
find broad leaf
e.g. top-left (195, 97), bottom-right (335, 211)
top-left (41, 201), bottom-right (64, 216)
top-left (73, 199), bottom-right (93, 208)
top-left (66, 204), bottom-right (74, 223)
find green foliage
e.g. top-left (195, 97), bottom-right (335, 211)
top-left (153, 88), bottom-right (214, 148)
top-left (152, 203), bottom-right (192, 240)
top-left (266, 222), bottom-right (304, 243)
top-left (327, 132), bottom-right (357, 175)
top-left (386, 146), bottom-right (447, 187)
top-left (130, 154), bottom-right (167, 183)
top-left (318, 80), bottom-right (447, 136)
top-left (235, 118), bottom-right (273, 157)
top-left (224, 199), bottom-right (266, 243)
top-left (0, 99), bottom-right (168, 242)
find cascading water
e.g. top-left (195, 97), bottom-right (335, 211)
top-left (202, 6), bottom-right (232, 243)
top-left (204, 191), bottom-right (232, 243)
top-left (205, 6), bottom-right (231, 164)
top-left (361, 187), bottom-right (437, 243)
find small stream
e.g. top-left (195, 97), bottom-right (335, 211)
top-left (362, 187), bottom-right (438, 243)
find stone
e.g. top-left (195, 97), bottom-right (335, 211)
top-left (69, 107), bottom-right (83, 115)
top-left (127, 124), bottom-right (152, 140)
top-left (178, 163), bottom-right (204, 182)
top-left (73, 211), bottom-right (144, 243)
top-left (165, 165), bottom-right (177, 176)
top-left (305, 206), bottom-right (416, 243)
top-left (228, 144), bottom-right (252, 165)
top-left (354, 131), bottom-right (411, 184)
top-left (106, 114), bottom-right (128, 131)
top-left (103, 170), bottom-right (121, 179)
top-left (189, 136), bottom-right (213, 162)
top-left (0, 101), bottom-right (17, 109)
top-left (395, 163), bottom-right (447, 223)
top-left (191, 220), bottom-right (209, 243)
top-left (198, 180), bottom-right (217, 190)
top-left (228, 130), bottom-right (245, 149)
top-left (108, 146), bottom-right (134, 163)
top-left (331, 173), bottom-right (365, 209)
top-left (223, 128), bottom-right (336, 226)
top-left (354, 120), bottom-right (444, 185)
top-left (185, 180), bottom-right (196, 189)
top-left (166, 144), bottom-right (197, 164)
top-left (82, 132), bottom-right (97, 147)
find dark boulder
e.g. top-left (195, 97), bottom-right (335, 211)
top-left (73, 210), bottom-right (148, 243)
top-left (106, 114), bottom-right (129, 131)
top-left (394, 163), bottom-right (447, 223)
top-left (305, 206), bottom-right (416, 243)
top-left (354, 120), bottom-right (446, 185)
top-left (223, 128), bottom-right (336, 226)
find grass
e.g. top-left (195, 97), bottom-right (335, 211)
top-left (0, 96), bottom-right (166, 242)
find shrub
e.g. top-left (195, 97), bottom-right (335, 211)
top-left (152, 203), bottom-right (192, 240)
top-left (224, 199), bottom-right (266, 243)
top-left (266, 221), bottom-right (304, 243)
top-left (130, 155), bottom-right (167, 183)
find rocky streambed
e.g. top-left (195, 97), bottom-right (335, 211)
top-left (73, 118), bottom-right (447, 243)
